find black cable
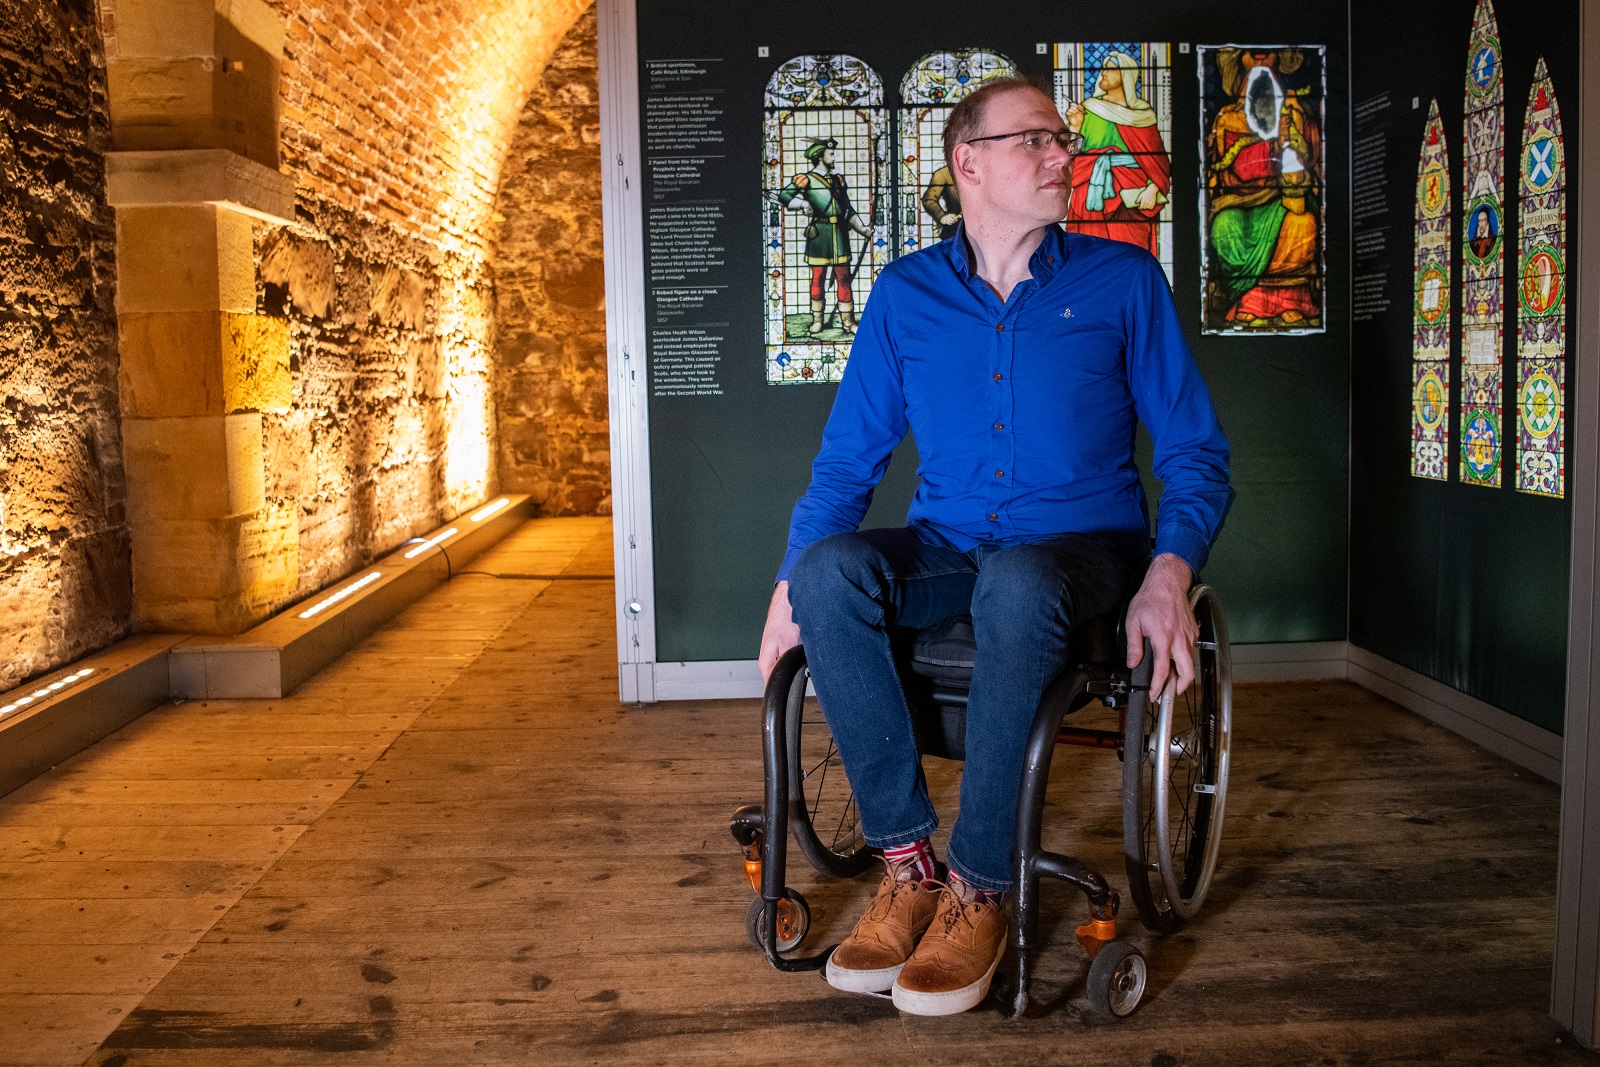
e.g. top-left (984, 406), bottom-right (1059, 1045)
top-left (399, 536), bottom-right (454, 579)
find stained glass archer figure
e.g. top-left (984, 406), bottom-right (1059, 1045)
top-left (1198, 45), bottom-right (1326, 334)
top-left (1054, 42), bottom-right (1173, 282)
top-left (898, 50), bottom-right (1018, 255)
top-left (1515, 57), bottom-right (1565, 497)
top-left (777, 137), bottom-right (874, 334)
top-left (1411, 99), bottom-right (1451, 481)
top-left (763, 55), bottom-right (888, 385)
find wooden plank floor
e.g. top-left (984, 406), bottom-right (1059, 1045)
top-left (0, 517), bottom-right (1591, 1065)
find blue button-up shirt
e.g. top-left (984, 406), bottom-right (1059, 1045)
top-left (777, 223), bottom-right (1233, 582)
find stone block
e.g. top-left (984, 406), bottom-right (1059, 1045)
top-left (105, 150), bottom-right (295, 225)
top-left (106, 0), bottom-right (284, 167)
top-left (118, 310), bottom-right (227, 417)
top-left (116, 205), bottom-right (256, 314)
top-left (122, 412), bottom-right (265, 522)
top-left (119, 311), bottom-right (289, 417)
top-left (221, 313), bottom-right (291, 412)
top-left (131, 501), bottom-right (298, 633)
top-left (260, 233), bottom-right (335, 316)
top-left (107, 59), bottom-right (215, 149)
top-left (110, 0), bottom-right (213, 59)
top-left (215, 0), bottom-right (286, 59)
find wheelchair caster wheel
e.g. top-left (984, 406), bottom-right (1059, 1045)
top-left (746, 891), bottom-right (810, 953)
top-left (1085, 942), bottom-right (1147, 1020)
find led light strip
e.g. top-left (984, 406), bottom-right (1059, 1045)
top-left (470, 498), bottom-right (511, 522)
top-left (0, 667), bottom-right (96, 724)
top-left (297, 570), bottom-right (384, 620)
top-left (403, 527), bottom-right (458, 560)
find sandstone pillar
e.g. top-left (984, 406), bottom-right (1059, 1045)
top-left (103, 0), bottom-right (299, 633)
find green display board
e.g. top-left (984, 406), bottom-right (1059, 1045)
top-left (1349, 0), bottom-right (1577, 733)
top-left (636, 1), bottom-right (1351, 664)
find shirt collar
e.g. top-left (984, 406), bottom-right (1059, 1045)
top-left (946, 221), bottom-right (1070, 286)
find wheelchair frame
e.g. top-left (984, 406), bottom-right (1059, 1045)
top-left (730, 585), bottom-right (1231, 1020)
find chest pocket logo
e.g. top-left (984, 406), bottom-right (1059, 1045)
top-left (1061, 307), bottom-right (1074, 319)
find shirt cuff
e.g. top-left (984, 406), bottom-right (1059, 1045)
top-left (775, 547), bottom-right (803, 585)
top-left (1153, 524), bottom-right (1210, 578)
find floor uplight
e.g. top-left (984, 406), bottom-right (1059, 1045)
top-left (0, 668), bottom-right (96, 724)
top-left (404, 528), bottom-right (458, 560)
top-left (470, 498), bottom-right (511, 522)
top-left (298, 571), bottom-right (384, 620)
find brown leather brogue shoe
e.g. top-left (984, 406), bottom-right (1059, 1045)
top-left (824, 859), bottom-right (942, 994)
top-left (891, 884), bottom-right (1007, 1015)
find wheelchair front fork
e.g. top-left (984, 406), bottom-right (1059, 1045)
top-left (728, 648), bottom-right (832, 972)
top-left (1009, 665), bottom-right (1125, 1019)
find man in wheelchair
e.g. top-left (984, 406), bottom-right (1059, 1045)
top-left (756, 77), bottom-right (1232, 1017)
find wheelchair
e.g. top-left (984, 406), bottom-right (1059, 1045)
top-left (728, 583), bottom-right (1232, 1020)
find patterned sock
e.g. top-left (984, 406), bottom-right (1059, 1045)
top-left (949, 872), bottom-right (1003, 906)
top-left (883, 838), bottom-right (938, 882)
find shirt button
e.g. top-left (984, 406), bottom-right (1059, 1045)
top-left (993, 372), bottom-right (1003, 381)
top-left (993, 422), bottom-right (1004, 430)
top-left (987, 513), bottom-right (998, 521)
top-left (995, 324), bottom-right (1004, 332)
top-left (1047, 256), bottom-right (1056, 263)
top-left (995, 470), bottom-right (1005, 478)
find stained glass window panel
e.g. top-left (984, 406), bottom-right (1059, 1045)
top-left (1515, 57), bottom-right (1565, 498)
top-left (1459, 0), bottom-right (1505, 485)
top-left (1053, 42), bottom-right (1173, 284)
top-left (897, 50), bottom-right (1017, 257)
top-left (763, 55), bottom-right (889, 385)
top-left (1412, 99), bottom-right (1451, 481)
top-left (1197, 45), bottom-right (1327, 334)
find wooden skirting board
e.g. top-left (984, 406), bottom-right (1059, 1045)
top-left (646, 640), bottom-right (1563, 783)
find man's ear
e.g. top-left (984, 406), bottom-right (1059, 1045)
top-left (950, 143), bottom-right (980, 190)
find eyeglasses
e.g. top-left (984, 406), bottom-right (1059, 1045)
top-left (964, 128), bottom-right (1082, 154)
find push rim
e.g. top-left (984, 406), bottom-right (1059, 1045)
top-left (786, 667), bottom-right (871, 875)
top-left (1151, 586), bottom-right (1232, 920)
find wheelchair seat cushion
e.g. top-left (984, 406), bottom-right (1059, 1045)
top-left (907, 611), bottom-right (1122, 689)
top-left (908, 615), bottom-right (979, 686)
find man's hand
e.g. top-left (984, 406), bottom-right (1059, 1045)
top-left (759, 581), bottom-right (802, 684)
top-left (1124, 553), bottom-right (1198, 699)
top-left (939, 212), bottom-right (959, 226)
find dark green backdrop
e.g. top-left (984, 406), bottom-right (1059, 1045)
top-left (1348, 0), bottom-right (1576, 733)
top-left (637, 2), bottom-right (1352, 663)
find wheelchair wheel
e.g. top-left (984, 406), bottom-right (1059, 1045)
top-left (1085, 941), bottom-right (1148, 1020)
top-left (1124, 585), bottom-right (1232, 932)
top-left (784, 665), bottom-right (875, 879)
top-left (746, 890), bottom-right (811, 953)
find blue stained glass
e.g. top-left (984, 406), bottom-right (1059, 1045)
top-left (1082, 42), bottom-right (1144, 98)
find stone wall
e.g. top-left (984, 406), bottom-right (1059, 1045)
top-left (0, 0), bottom-right (594, 676)
top-left (0, 0), bottom-right (130, 688)
top-left (491, 8), bottom-right (610, 517)
top-left (253, 0), bottom-right (590, 601)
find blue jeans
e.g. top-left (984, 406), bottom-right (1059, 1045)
top-left (788, 528), bottom-right (1133, 891)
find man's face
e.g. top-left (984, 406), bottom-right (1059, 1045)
top-left (960, 88), bottom-right (1073, 227)
top-left (819, 147), bottom-right (834, 169)
top-left (1098, 64), bottom-right (1122, 93)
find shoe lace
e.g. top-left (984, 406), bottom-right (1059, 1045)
top-left (926, 880), bottom-right (991, 938)
top-left (865, 856), bottom-right (928, 920)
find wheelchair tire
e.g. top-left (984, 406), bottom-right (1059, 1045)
top-left (783, 664), bottom-right (876, 879)
top-left (1123, 585), bottom-right (1232, 933)
top-left (1085, 941), bottom-right (1148, 1020)
top-left (746, 890), bottom-right (810, 953)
